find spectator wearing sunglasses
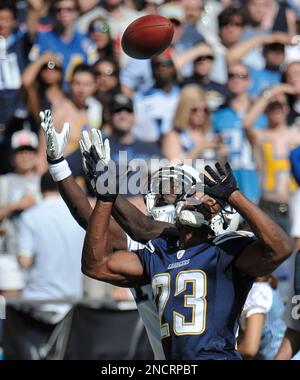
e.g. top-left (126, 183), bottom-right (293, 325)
top-left (29, 0), bottom-right (98, 87)
top-left (212, 62), bottom-right (267, 203)
top-left (94, 58), bottom-right (121, 126)
top-left (88, 17), bottom-right (115, 62)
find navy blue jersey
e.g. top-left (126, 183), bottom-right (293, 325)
top-left (137, 231), bottom-right (256, 360)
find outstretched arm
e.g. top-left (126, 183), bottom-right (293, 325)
top-left (82, 199), bottom-right (146, 287)
top-left (79, 128), bottom-right (178, 243)
top-left (205, 163), bottom-right (292, 277)
top-left (226, 32), bottom-right (292, 65)
top-left (113, 195), bottom-right (177, 243)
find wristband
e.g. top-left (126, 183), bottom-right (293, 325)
top-left (48, 158), bottom-right (72, 182)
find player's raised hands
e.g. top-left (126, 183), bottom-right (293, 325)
top-left (204, 162), bottom-right (238, 201)
top-left (79, 129), bottom-right (119, 202)
top-left (40, 109), bottom-right (70, 162)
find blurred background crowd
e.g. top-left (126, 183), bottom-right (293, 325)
top-left (0, 0), bottom-right (300, 360)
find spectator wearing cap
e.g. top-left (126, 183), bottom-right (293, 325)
top-left (133, 52), bottom-right (181, 144)
top-left (106, 92), bottom-right (162, 208)
top-left (29, 0), bottom-right (98, 87)
top-left (0, 130), bottom-right (41, 298)
top-left (181, 42), bottom-right (229, 111)
top-left (249, 42), bottom-right (286, 99)
top-left (88, 17), bottom-right (115, 62)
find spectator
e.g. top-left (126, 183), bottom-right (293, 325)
top-left (212, 61), bottom-right (266, 202)
top-left (239, 0), bottom-right (296, 70)
top-left (88, 17), bottom-right (116, 62)
top-left (29, 0), bottom-right (98, 86)
top-left (209, 5), bottom-right (247, 84)
top-left (94, 58), bottom-right (121, 125)
top-left (108, 92), bottom-right (162, 163)
top-left (76, 0), bottom-right (107, 34)
top-left (244, 0), bottom-right (297, 37)
top-left (181, 42), bottom-right (229, 111)
top-left (238, 275), bottom-right (286, 360)
top-left (39, 63), bottom-right (100, 176)
top-left (160, 2), bottom-right (205, 78)
top-left (283, 61), bottom-right (300, 126)
top-left (134, 52), bottom-right (181, 144)
top-left (22, 52), bottom-right (65, 123)
top-left (162, 85), bottom-right (227, 165)
top-left (0, 130), bottom-right (40, 298)
top-left (249, 42), bottom-right (286, 99)
top-left (3, 172), bottom-right (85, 360)
top-left (0, 0), bottom-right (41, 133)
top-left (106, 92), bottom-right (162, 207)
top-left (244, 83), bottom-right (300, 298)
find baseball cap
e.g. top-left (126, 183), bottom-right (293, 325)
top-left (11, 130), bottom-right (38, 151)
top-left (159, 4), bottom-right (185, 24)
top-left (263, 42), bottom-right (285, 52)
top-left (110, 93), bottom-right (134, 114)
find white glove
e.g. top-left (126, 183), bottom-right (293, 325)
top-left (40, 109), bottom-right (70, 162)
top-left (79, 129), bottom-right (118, 201)
top-left (79, 128), bottom-right (111, 176)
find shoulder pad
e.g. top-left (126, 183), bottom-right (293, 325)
top-left (213, 231), bottom-right (255, 245)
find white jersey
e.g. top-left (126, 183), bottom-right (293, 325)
top-left (127, 236), bottom-right (165, 360)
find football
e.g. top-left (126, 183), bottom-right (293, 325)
top-left (121, 15), bottom-right (174, 59)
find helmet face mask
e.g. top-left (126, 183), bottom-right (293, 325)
top-left (145, 164), bottom-right (201, 223)
top-left (145, 163), bottom-right (240, 235)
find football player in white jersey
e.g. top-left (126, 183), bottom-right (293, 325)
top-left (40, 110), bottom-right (239, 359)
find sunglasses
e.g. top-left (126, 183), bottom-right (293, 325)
top-left (191, 106), bottom-right (208, 113)
top-left (266, 101), bottom-right (287, 111)
top-left (153, 59), bottom-right (173, 68)
top-left (228, 72), bottom-right (248, 80)
top-left (89, 22), bottom-right (110, 34)
top-left (195, 55), bottom-right (214, 62)
top-left (221, 21), bottom-right (243, 28)
top-left (55, 7), bottom-right (76, 13)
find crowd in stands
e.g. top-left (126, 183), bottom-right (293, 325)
top-left (0, 0), bottom-right (300, 360)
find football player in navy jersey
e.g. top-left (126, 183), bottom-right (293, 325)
top-left (80, 135), bottom-right (292, 360)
